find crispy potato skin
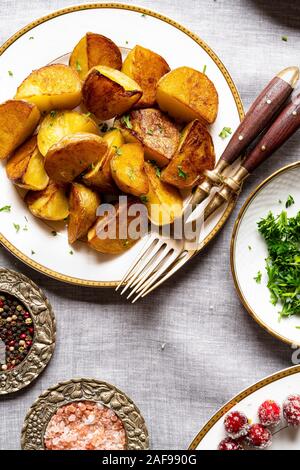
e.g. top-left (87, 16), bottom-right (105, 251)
top-left (88, 200), bottom-right (140, 254)
top-left (82, 66), bottom-right (142, 120)
top-left (37, 110), bottom-right (99, 156)
top-left (70, 33), bottom-right (122, 80)
top-left (44, 133), bottom-right (107, 183)
top-left (6, 135), bottom-right (49, 190)
top-left (25, 181), bottom-right (69, 221)
top-left (156, 66), bottom-right (218, 124)
top-left (68, 183), bottom-right (100, 244)
top-left (115, 108), bottom-right (180, 167)
top-left (15, 64), bottom-right (82, 112)
top-left (0, 100), bottom-right (40, 160)
top-left (161, 119), bottom-right (215, 189)
top-left (83, 129), bottom-right (124, 193)
top-left (144, 161), bottom-right (182, 226)
top-left (110, 143), bottom-right (149, 196)
top-left (122, 45), bottom-right (170, 108)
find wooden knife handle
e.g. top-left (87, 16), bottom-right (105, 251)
top-left (243, 94), bottom-right (300, 173)
top-left (221, 75), bottom-right (294, 164)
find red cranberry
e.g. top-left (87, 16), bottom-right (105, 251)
top-left (246, 423), bottom-right (272, 449)
top-left (218, 437), bottom-right (244, 450)
top-left (20, 333), bottom-right (26, 340)
top-left (224, 410), bottom-right (250, 439)
top-left (283, 395), bottom-right (300, 426)
top-left (258, 400), bottom-right (281, 426)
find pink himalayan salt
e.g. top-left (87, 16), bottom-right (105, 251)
top-left (44, 401), bottom-right (126, 450)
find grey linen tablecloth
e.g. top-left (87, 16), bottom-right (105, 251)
top-left (0, 0), bottom-right (299, 450)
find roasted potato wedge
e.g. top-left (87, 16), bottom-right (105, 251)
top-left (70, 32), bottom-right (122, 80)
top-left (110, 143), bottom-right (149, 196)
top-left (144, 161), bottom-right (182, 226)
top-left (122, 45), bottom-right (170, 108)
top-left (25, 182), bottom-right (69, 221)
top-left (161, 119), bottom-right (215, 189)
top-left (0, 100), bottom-right (40, 160)
top-left (68, 182), bottom-right (100, 244)
top-left (15, 64), bottom-right (82, 112)
top-left (37, 110), bottom-right (99, 156)
top-left (115, 108), bottom-right (180, 167)
top-left (82, 66), bottom-right (142, 120)
top-left (88, 200), bottom-right (140, 254)
top-left (156, 66), bottom-right (218, 124)
top-left (82, 129), bottom-right (124, 193)
top-left (45, 133), bottom-right (107, 183)
top-left (6, 136), bottom-right (49, 190)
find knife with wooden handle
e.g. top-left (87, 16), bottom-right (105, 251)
top-left (202, 92), bottom-right (300, 221)
top-left (190, 66), bottom-right (299, 208)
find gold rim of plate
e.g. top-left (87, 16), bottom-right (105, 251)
top-left (189, 364), bottom-right (300, 449)
top-left (230, 161), bottom-right (300, 347)
top-left (0, 2), bottom-right (244, 288)
top-left (0, 267), bottom-right (56, 395)
top-left (21, 377), bottom-right (149, 450)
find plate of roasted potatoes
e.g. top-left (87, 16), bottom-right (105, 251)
top-left (0, 4), bottom-right (243, 286)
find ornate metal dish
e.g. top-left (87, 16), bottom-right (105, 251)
top-left (0, 267), bottom-right (56, 395)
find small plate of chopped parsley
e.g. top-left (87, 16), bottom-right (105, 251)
top-left (231, 162), bottom-right (300, 346)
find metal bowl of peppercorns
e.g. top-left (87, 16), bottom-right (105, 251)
top-left (0, 267), bottom-right (56, 394)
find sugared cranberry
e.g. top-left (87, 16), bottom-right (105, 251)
top-left (224, 410), bottom-right (250, 439)
top-left (283, 395), bottom-right (300, 426)
top-left (258, 400), bottom-right (281, 426)
top-left (218, 437), bottom-right (244, 451)
top-left (246, 423), bottom-right (272, 449)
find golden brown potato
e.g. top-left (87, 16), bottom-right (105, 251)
top-left (44, 133), bottom-right (107, 183)
top-left (122, 45), bottom-right (170, 107)
top-left (88, 200), bottom-right (140, 254)
top-left (38, 110), bottom-right (99, 156)
top-left (69, 32), bottom-right (122, 80)
top-left (0, 100), bottom-right (40, 160)
top-left (115, 108), bottom-right (180, 167)
top-left (15, 64), bottom-right (82, 112)
top-left (144, 161), bottom-right (182, 226)
top-left (161, 119), bottom-right (215, 189)
top-left (82, 129), bottom-right (124, 193)
top-left (68, 182), bottom-right (100, 244)
top-left (156, 66), bottom-right (218, 124)
top-left (110, 143), bottom-right (149, 196)
top-left (25, 181), bottom-right (69, 221)
top-left (6, 135), bottom-right (49, 190)
top-left (82, 66), bottom-right (142, 120)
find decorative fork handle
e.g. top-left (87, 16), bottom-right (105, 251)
top-left (204, 92), bottom-right (300, 220)
top-left (191, 66), bottom-right (299, 207)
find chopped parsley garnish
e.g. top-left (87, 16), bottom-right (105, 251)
top-left (85, 112), bottom-right (92, 118)
top-left (126, 168), bottom-right (135, 180)
top-left (178, 166), bottom-right (188, 180)
top-left (254, 271), bottom-right (262, 284)
top-left (50, 110), bottom-right (57, 118)
top-left (257, 210), bottom-right (300, 317)
top-left (31, 250), bottom-right (35, 255)
top-left (126, 40), bottom-right (129, 45)
top-left (248, 245), bottom-right (252, 251)
top-left (75, 60), bottom-right (82, 72)
top-left (141, 13), bottom-right (146, 17)
top-left (147, 129), bottom-right (154, 135)
top-left (155, 167), bottom-right (161, 178)
top-left (113, 146), bottom-right (122, 156)
top-left (69, 250), bottom-right (74, 255)
top-left (219, 127), bottom-right (232, 139)
top-left (122, 114), bottom-right (132, 129)
top-left (99, 122), bottom-right (108, 133)
top-left (286, 195), bottom-right (295, 208)
top-left (140, 195), bottom-right (148, 203)
top-left (202, 64), bottom-right (207, 74)
top-left (29, 36), bottom-right (34, 40)
top-left (23, 226), bottom-right (28, 232)
top-left (282, 35), bottom-right (288, 42)
top-left (13, 223), bottom-right (20, 233)
top-left (0, 205), bottom-right (11, 213)
top-left (8, 70), bottom-right (13, 76)
top-left (279, 199), bottom-right (282, 204)
top-left (51, 231), bottom-right (57, 236)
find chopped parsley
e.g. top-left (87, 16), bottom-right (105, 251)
top-left (219, 127), bottom-right (232, 139)
top-left (141, 13), bottom-right (146, 17)
top-left (8, 70), bottom-right (13, 76)
top-left (13, 223), bottom-right (20, 233)
top-left (140, 195), bottom-right (148, 203)
top-left (0, 205), bottom-right (11, 213)
top-left (29, 36), bottom-right (34, 40)
top-left (69, 250), bottom-right (74, 255)
top-left (202, 64), bottom-right (207, 74)
top-left (23, 226), bottom-right (28, 232)
top-left (75, 60), bottom-right (82, 72)
top-left (286, 195), bottom-right (295, 208)
top-left (147, 129), bottom-right (154, 135)
top-left (122, 114), bottom-right (132, 129)
top-left (257, 210), bottom-right (300, 317)
top-left (50, 110), bottom-right (57, 118)
top-left (279, 199), bottom-right (282, 204)
top-left (85, 112), bottom-right (92, 118)
top-left (113, 146), bottom-right (122, 156)
top-left (51, 231), bottom-right (57, 237)
top-left (248, 245), bottom-right (252, 251)
top-left (31, 250), bottom-right (35, 255)
top-left (282, 35), bottom-right (288, 42)
top-left (155, 167), bottom-right (161, 178)
top-left (126, 168), bottom-right (135, 180)
top-left (254, 271), bottom-right (262, 284)
top-left (178, 166), bottom-right (188, 180)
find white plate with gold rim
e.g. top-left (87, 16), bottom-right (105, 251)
top-left (189, 365), bottom-right (300, 450)
top-left (231, 162), bottom-right (300, 346)
top-left (0, 3), bottom-right (243, 287)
